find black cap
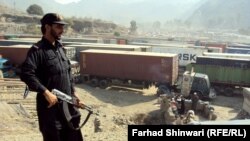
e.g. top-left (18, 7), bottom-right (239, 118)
top-left (40, 13), bottom-right (68, 25)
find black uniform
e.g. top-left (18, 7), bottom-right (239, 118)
top-left (20, 37), bottom-right (83, 141)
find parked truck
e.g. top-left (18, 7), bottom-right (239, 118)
top-left (0, 58), bottom-right (16, 78)
top-left (186, 56), bottom-right (250, 96)
top-left (79, 49), bottom-right (216, 99)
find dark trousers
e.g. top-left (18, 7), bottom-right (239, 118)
top-left (41, 125), bottom-right (83, 141)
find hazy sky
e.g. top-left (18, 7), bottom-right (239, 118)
top-left (53, 0), bottom-right (202, 5)
top-left (54, 0), bottom-right (81, 4)
top-left (54, 0), bottom-right (148, 5)
top-left (1, 0), bottom-right (204, 26)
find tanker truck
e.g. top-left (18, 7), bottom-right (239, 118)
top-left (79, 49), bottom-right (216, 99)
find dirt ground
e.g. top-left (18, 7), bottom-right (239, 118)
top-left (0, 84), bottom-right (244, 141)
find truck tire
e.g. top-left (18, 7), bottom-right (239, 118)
top-left (157, 85), bottom-right (171, 97)
top-left (74, 74), bottom-right (82, 84)
top-left (195, 91), bottom-right (203, 100)
top-left (213, 86), bottom-right (220, 95)
top-left (90, 78), bottom-right (99, 87)
top-left (99, 79), bottom-right (109, 89)
top-left (224, 87), bottom-right (234, 97)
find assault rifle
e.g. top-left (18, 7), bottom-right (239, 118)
top-left (52, 89), bottom-right (99, 130)
top-left (51, 89), bottom-right (98, 115)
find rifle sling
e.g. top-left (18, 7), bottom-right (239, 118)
top-left (62, 101), bottom-right (92, 130)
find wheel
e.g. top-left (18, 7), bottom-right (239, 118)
top-left (90, 78), bottom-right (99, 87)
top-left (213, 86), bottom-right (221, 95)
top-left (157, 85), bottom-right (171, 97)
top-left (74, 75), bottom-right (82, 84)
top-left (224, 87), bottom-right (234, 97)
top-left (99, 79), bottom-right (109, 89)
top-left (191, 91), bottom-right (203, 100)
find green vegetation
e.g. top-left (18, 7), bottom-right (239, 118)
top-left (114, 31), bottom-right (120, 37)
top-left (26, 4), bottom-right (44, 15)
top-left (129, 20), bottom-right (137, 35)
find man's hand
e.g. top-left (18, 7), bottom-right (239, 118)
top-left (43, 89), bottom-right (58, 108)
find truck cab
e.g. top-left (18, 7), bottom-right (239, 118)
top-left (181, 71), bottom-right (216, 99)
top-left (0, 58), bottom-right (16, 78)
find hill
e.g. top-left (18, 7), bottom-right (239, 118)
top-left (187, 0), bottom-right (250, 30)
top-left (0, 4), bottom-right (127, 36)
top-left (2, 0), bottom-right (202, 26)
top-left (2, 0), bottom-right (250, 32)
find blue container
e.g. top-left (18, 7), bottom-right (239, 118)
top-left (196, 56), bottom-right (250, 69)
top-left (225, 47), bottom-right (250, 54)
top-left (228, 44), bottom-right (250, 49)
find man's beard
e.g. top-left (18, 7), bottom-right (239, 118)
top-left (51, 29), bottom-right (61, 40)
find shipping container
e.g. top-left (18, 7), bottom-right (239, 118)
top-left (203, 52), bottom-right (250, 59)
top-left (79, 49), bottom-right (215, 99)
top-left (128, 42), bottom-right (222, 67)
top-left (0, 45), bottom-right (80, 81)
top-left (0, 45), bottom-right (76, 66)
top-left (130, 42), bottom-right (189, 48)
top-left (60, 41), bottom-right (84, 46)
top-left (196, 56), bottom-right (250, 69)
top-left (225, 47), bottom-right (250, 54)
top-left (228, 43), bottom-right (250, 49)
top-left (61, 37), bottom-right (103, 43)
top-left (0, 39), bottom-right (35, 46)
top-left (80, 49), bottom-right (178, 88)
top-left (67, 43), bottom-right (151, 61)
top-left (110, 39), bottom-right (117, 44)
top-left (117, 39), bottom-right (127, 45)
top-left (0, 45), bottom-right (30, 66)
top-left (198, 42), bottom-right (227, 52)
top-left (187, 62), bottom-right (250, 87)
top-left (186, 56), bottom-right (250, 96)
top-left (151, 46), bottom-right (208, 67)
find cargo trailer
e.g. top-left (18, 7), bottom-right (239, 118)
top-left (187, 56), bottom-right (250, 96)
top-left (203, 52), bottom-right (250, 59)
top-left (225, 47), bottom-right (250, 54)
top-left (0, 45), bottom-right (30, 66)
top-left (80, 49), bottom-right (215, 99)
top-left (228, 43), bottom-right (250, 49)
top-left (0, 45), bottom-right (80, 83)
top-left (0, 40), bottom-right (35, 46)
top-left (196, 41), bottom-right (227, 52)
top-left (61, 37), bottom-right (104, 43)
top-left (66, 43), bottom-right (151, 61)
top-left (129, 42), bottom-right (221, 67)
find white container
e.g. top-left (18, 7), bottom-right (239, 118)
top-left (203, 52), bottom-right (250, 59)
top-left (151, 46), bottom-right (208, 67)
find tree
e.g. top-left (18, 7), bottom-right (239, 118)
top-left (129, 20), bottom-right (137, 35)
top-left (114, 31), bottom-right (120, 37)
top-left (26, 4), bottom-right (44, 15)
top-left (71, 20), bottom-right (93, 34)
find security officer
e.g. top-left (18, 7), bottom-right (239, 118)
top-left (20, 13), bottom-right (84, 141)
